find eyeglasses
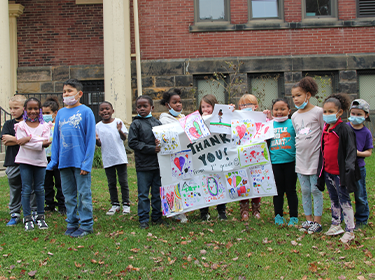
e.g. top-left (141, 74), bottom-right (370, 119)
top-left (239, 103), bottom-right (256, 108)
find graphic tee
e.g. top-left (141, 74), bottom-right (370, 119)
top-left (269, 119), bottom-right (296, 164)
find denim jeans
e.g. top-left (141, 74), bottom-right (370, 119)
top-left (137, 170), bottom-right (162, 223)
top-left (19, 164), bottom-right (46, 217)
top-left (297, 173), bottom-right (323, 217)
top-left (104, 164), bottom-right (130, 206)
top-left (354, 166), bottom-right (369, 225)
top-left (60, 168), bottom-right (93, 231)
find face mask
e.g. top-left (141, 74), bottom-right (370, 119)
top-left (348, 116), bottom-right (365, 125)
top-left (63, 92), bottom-right (79, 106)
top-left (273, 116), bottom-right (289, 122)
top-left (295, 98), bottom-right (308, 110)
top-left (242, 107), bottom-right (253, 112)
top-left (168, 104), bottom-right (182, 117)
top-left (138, 112), bottom-right (152, 118)
top-left (323, 113), bottom-right (338, 124)
top-left (43, 114), bottom-right (53, 123)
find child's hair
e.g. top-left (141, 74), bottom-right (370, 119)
top-left (100, 101), bottom-right (113, 109)
top-left (10, 95), bottom-right (26, 104)
top-left (136, 95), bottom-right (154, 106)
top-left (63, 79), bottom-right (83, 92)
top-left (23, 97), bottom-right (44, 123)
top-left (271, 98), bottom-right (290, 110)
top-left (238, 94), bottom-right (259, 106)
top-left (292, 77), bottom-right (318, 96)
top-left (42, 96), bottom-right (60, 112)
top-left (160, 88), bottom-right (181, 106)
top-left (323, 93), bottom-right (351, 112)
top-left (198, 94), bottom-right (218, 115)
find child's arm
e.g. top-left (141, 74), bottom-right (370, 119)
top-left (1, 121), bottom-right (18, 146)
top-left (1, 134), bottom-right (18, 146)
top-left (47, 115), bottom-right (60, 170)
top-left (15, 125), bottom-right (43, 151)
top-left (357, 149), bottom-right (372, 158)
top-left (117, 121), bottom-right (127, 141)
top-left (80, 109), bottom-right (96, 174)
top-left (128, 122), bottom-right (157, 154)
top-left (96, 133), bottom-right (101, 146)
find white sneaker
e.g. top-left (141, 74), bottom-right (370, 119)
top-left (340, 232), bottom-right (355, 243)
top-left (172, 213), bottom-right (188, 223)
top-left (122, 205), bottom-right (130, 215)
top-left (106, 205), bottom-right (120, 215)
top-left (325, 224), bottom-right (345, 236)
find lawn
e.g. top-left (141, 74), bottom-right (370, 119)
top-left (0, 158), bottom-right (374, 279)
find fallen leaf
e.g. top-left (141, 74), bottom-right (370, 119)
top-left (309, 263), bottom-right (317, 272)
top-left (75, 262), bottom-right (82, 268)
top-left (77, 246), bottom-right (84, 249)
top-left (181, 241), bottom-right (187, 245)
top-left (211, 263), bottom-right (219, 270)
top-left (232, 257), bottom-right (238, 261)
top-left (47, 252), bottom-right (53, 256)
top-left (263, 266), bottom-right (270, 270)
top-left (291, 240), bottom-right (298, 246)
top-left (338, 276), bottom-right (346, 280)
top-left (357, 276), bottom-right (366, 280)
top-left (187, 256), bottom-right (192, 262)
top-left (267, 247), bottom-right (273, 252)
top-left (368, 273), bottom-right (375, 278)
top-left (28, 270), bottom-right (37, 277)
top-left (130, 248), bottom-right (139, 253)
top-left (202, 262), bottom-right (209, 268)
top-left (91, 259), bottom-right (97, 264)
top-left (365, 249), bottom-right (373, 258)
top-left (247, 253), bottom-right (253, 257)
top-left (200, 249), bottom-right (207, 255)
top-left (32, 238), bottom-right (38, 242)
top-left (226, 242), bottom-right (233, 249)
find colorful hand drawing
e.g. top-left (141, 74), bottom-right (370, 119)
top-left (171, 150), bottom-right (193, 179)
top-left (180, 178), bottom-right (204, 208)
top-left (160, 183), bottom-right (183, 216)
top-left (252, 121), bottom-right (274, 142)
top-left (179, 111), bottom-right (211, 143)
top-left (248, 163), bottom-right (277, 196)
top-left (224, 169), bottom-right (251, 199)
top-left (238, 142), bottom-right (270, 167)
top-left (201, 173), bottom-right (226, 203)
top-left (153, 128), bottom-right (181, 155)
top-left (231, 119), bottom-right (256, 146)
top-left (209, 104), bottom-right (233, 134)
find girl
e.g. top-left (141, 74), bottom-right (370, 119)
top-left (96, 101), bottom-right (130, 216)
top-left (291, 77), bottom-right (324, 234)
top-left (42, 97), bottom-right (66, 214)
top-left (269, 99), bottom-right (298, 226)
top-left (317, 94), bottom-right (359, 243)
top-left (15, 97), bottom-right (52, 230)
top-left (238, 94), bottom-right (262, 220)
top-left (198, 94), bottom-right (227, 221)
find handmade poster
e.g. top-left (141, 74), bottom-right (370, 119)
top-left (153, 124), bottom-right (181, 155)
top-left (224, 169), bottom-right (252, 199)
top-left (171, 150), bottom-right (193, 179)
top-left (252, 121), bottom-right (274, 142)
top-left (180, 178), bottom-right (205, 209)
top-left (238, 142), bottom-right (270, 167)
top-left (209, 104), bottom-right (234, 134)
top-left (248, 163), bottom-right (277, 196)
top-left (231, 118), bottom-right (256, 146)
top-left (179, 111), bottom-right (211, 143)
top-left (160, 183), bottom-right (183, 216)
top-left (201, 173), bottom-right (226, 204)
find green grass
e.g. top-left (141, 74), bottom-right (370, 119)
top-left (0, 159), bottom-right (374, 279)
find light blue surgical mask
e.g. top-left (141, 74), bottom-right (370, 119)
top-left (168, 104), bottom-right (182, 117)
top-left (323, 113), bottom-right (338, 124)
top-left (242, 107), bottom-right (253, 112)
top-left (138, 112), bottom-right (152, 118)
top-left (295, 98), bottom-right (308, 110)
top-left (43, 114), bottom-right (53, 123)
top-left (348, 116), bottom-right (365, 125)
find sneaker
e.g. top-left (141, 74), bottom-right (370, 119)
top-left (65, 227), bottom-right (78, 236)
top-left (35, 214), bottom-right (48, 229)
top-left (122, 205), bottom-right (130, 215)
top-left (325, 224), bottom-right (345, 236)
top-left (177, 213), bottom-right (188, 223)
top-left (152, 218), bottom-right (168, 226)
top-left (354, 223), bottom-right (366, 231)
top-left (44, 205), bottom-right (56, 212)
top-left (6, 214), bottom-right (20, 226)
top-left (201, 213), bottom-right (210, 222)
top-left (70, 228), bottom-right (93, 238)
top-left (139, 222), bottom-right (149, 229)
top-left (288, 217), bottom-right (299, 226)
top-left (23, 215), bottom-right (34, 231)
top-left (274, 214), bottom-right (286, 226)
top-left (58, 208), bottom-right (67, 215)
top-left (32, 211), bottom-right (37, 221)
top-left (218, 212), bottom-right (228, 220)
top-left (106, 205), bottom-right (120, 215)
top-left (340, 232), bottom-right (355, 243)
top-left (307, 222), bottom-right (322, 234)
top-left (299, 220), bottom-right (314, 232)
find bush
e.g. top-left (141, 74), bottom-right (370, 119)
top-left (93, 147), bottom-right (103, 168)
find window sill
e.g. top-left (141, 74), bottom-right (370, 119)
top-left (189, 19), bottom-right (375, 32)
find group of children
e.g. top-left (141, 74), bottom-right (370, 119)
top-left (1, 77), bottom-right (372, 243)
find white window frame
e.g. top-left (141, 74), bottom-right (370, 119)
top-left (248, 0), bottom-right (284, 22)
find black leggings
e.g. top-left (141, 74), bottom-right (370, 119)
top-left (272, 161), bottom-right (298, 218)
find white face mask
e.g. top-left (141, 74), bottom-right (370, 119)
top-left (63, 92), bottom-right (79, 106)
top-left (273, 116), bottom-right (289, 122)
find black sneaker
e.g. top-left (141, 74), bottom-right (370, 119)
top-left (44, 205), bottom-right (56, 212)
top-left (58, 208), bottom-right (67, 215)
top-left (23, 215), bottom-right (34, 231)
top-left (307, 222), bottom-right (322, 234)
top-left (152, 218), bottom-right (168, 226)
top-left (139, 222), bottom-right (149, 229)
top-left (201, 213), bottom-right (210, 222)
top-left (35, 214), bottom-right (48, 229)
top-left (218, 212), bottom-right (228, 220)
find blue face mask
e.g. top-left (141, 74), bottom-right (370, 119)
top-left (295, 98), bottom-right (308, 110)
top-left (43, 114), bottom-right (53, 123)
top-left (348, 116), bottom-right (365, 125)
top-left (168, 104), bottom-right (182, 117)
top-left (323, 113), bottom-right (338, 124)
top-left (242, 107), bottom-right (253, 112)
top-left (138, 112), bottom-right (152, 118)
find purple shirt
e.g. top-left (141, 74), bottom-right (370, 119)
top-left (347, 122), bottom-right (373, 167)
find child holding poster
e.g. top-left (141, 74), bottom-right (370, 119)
top-left (291, 77), bottom-right (324, 234)
top-left (268, 99), bottom-right (298, 226)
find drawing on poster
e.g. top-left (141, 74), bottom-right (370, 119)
top-left (209, 104), bottom-right (234, 133)
top-left (171, 150), bottom-right (193, 179)
top-left (161, 183), bottom-right (183, 216)
top-left (252, 122), bottom-right (274, 142)
top-left (153, 129), bottom-right (181, 155)
top-left (231, 119), bottom-right (256, 146)
top-left (224, 169), bottom-right (251, 199)
top-left (179, 111), bottom-right (211, 143)
top-left (201, 173), bottom-right (226, 203)
top-left (180, 178), bottom-right (204, 208)
top-left (238, 142), bottom-right (270, 167)
top-left (248, 164), bottom-right (277, 196)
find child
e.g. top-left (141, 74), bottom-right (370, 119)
top-left (238, 94), bottom-right (262, 220)
top-left (198, 94), bottom-right (227, 221)
top-left (268, 98), bottom-right (298, 226)
top-left (291, 77), bottom-right (324, 234)
top-left (15, 97), bottom-right (52, 230)
top-left (96, 101), bottom-right (130, 215)
top-left (347, 99), bottom-right (373, 228)
top-left (42, 97), bottom-right (66, 214)
top-left (128, 95), bottom-right (163, 229)
top-left (317, 94), bottom-right (360, 243)
top-left (47, 79), bottom-right (96, 238)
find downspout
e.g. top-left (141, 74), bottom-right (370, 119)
top-left (133, 0), bottom-right (142, 97)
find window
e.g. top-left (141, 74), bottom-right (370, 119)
top-left (357, 0), bottom-right (375, 17)
top-left (194, 0), bottom-right (230, 23)
top-left (195, 76), bottom-right (227, 107)
top-left (248, 73), bottom-right (284, 110)
top-left (81, 80), bottom-right (105, 122)
top-left (302, 72), bottom-right (338, 106)
top-left (248, 0), bottom-right (283, 20)
top-left (303, 0), bottom-right (337, 19)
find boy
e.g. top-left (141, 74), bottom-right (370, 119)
top-left (47, 79), bottom-right (96, 237)
top-left (128, 95), bottom-right (163, 229)
top-left (347, 99), bottom-right (373, 228)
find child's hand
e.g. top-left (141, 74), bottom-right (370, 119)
top-left (17, 136), bottom-right (31, 146)
top-left (263, 110), bottom-right (273, 120)
top-left (202, 112), bottom-right (210, 116)
top-left (155, 139), bottom-right (161, 146)
top-left (2, 135), bottom-right (15, 145)
top-left (117, 122), bottom-right (122, 131)
top-left (80, 170), bottom-right (89, 175)
top-left (155, 145), bottom-right (161, 153)
top-left (42, 140), bottom-right (52, 147)
top-left (229, 104), bottom-right (236, 112)
top-left (96, 133), bottom-right (100, 141)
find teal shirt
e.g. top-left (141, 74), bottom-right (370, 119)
top-left (269, 119), bottom-right (296, 164)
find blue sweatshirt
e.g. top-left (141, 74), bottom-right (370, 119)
top-left (47, 105), bottom-right (96, 172)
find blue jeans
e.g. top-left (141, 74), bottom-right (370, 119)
top-left (137, 170), bottom-right (162, 223)
top-left (19, 164), bottom-right (46, 217)
top-left (354, 166), bottom-right (369, 225)
top-left (60, 168), bottom-right (93, 231)
top-left (297, 174), bottom-right (323, 217)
